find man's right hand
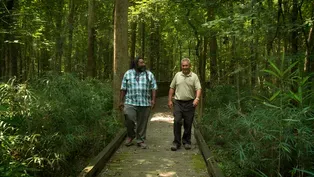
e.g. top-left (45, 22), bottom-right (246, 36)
top-left (119, 102), bottom-right (124, 111)
top-left (168, 100), bottom-right (173, 110)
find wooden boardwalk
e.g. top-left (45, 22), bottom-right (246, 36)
top-left (97, 96), bottom-right (209, 177)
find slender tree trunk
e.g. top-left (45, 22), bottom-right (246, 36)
top-left (130, 22), bottom-right (137, 60)
top-left (113, 0), bottom-right (128, 122)
top-left (291, 0), bottom-right (298, 56)
top-left (5, 46), bottom-right (10, 77)
top-left (290, 0), bottom-right (299, 95)
top-left (140, 22), bottom-right (145, 58)
top-left (55, 0), bottom-right (64, 72)
top-left (149, 18), bottom-right (159, 74)
top-left (304, 3), bottom-right (314, 73)
top-left (66, 0), bottom-right (75, 72)
top-left (0, 34), bottom-right (4, 79)
top-left (10, 43), bottom-right (18, 78)
top-left (250, 0), bottom-right (259, 90)
top-left (87, 0), bottom-right (96, 77)
top-left (3, 0), bottom-right (17, 79)
top-left (156, 25), bottom-right (160, 80)
top-left (208, 5), bottom-right (218, 86)
top-left (104, 41), bottom-right (111, 80)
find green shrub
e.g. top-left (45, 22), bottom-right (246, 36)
top-left (201, 57), bottom-right (314, 177)
top-left (0, 74), bottom-right (120, 176)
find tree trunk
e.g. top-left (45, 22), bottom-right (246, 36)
top-left (0, 34), bottom-right (4, 79)
top-left (304, 3), bottom-right (314, 73)
top-left (291, 0), bottom-right (298, 57)
top-left (149, 18), bottom-right (156, 73)
top-left (208, 5), bottom-right (218, 86)
top-left (66, 0), bottom-right (75, 72)
top-left (290, 0), bottom-right (298, 96)
top-left (113, 0), bottom-right (128, 122)
top-left (104, 41), bottom-right (112, 80)
top-left (130, 22), bottom-right (137, 60)
top-left (55, 0), bottom-right (64, 73)
top-left (3, 0), bottom-right (17, 79)
top-left (156, 25), bottom-right (160, 80)
top-left (87, 0), bottom-right (96, 77)
top-left (140, 22), bottom-right (145, 58)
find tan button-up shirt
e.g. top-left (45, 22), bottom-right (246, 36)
top-left (170, 71), bottom-right (201, 101)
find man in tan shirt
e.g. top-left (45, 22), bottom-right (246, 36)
top-left (168, 58), bottom-right (202, 151)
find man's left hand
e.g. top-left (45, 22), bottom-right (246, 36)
top-left (151, 100), bottom-right (155, 109)
top-left (193, 99), bottom-right (199, 107)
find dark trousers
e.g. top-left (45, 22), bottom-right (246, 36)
top-left (124, 104), bottom-right (151, 143)
top-left (173, 99), bottom-right (195, 146)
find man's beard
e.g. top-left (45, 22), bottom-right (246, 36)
top-left (182, 69), bottom-right (190, 74)
top-left (137, 66), bottom-right (146, 72)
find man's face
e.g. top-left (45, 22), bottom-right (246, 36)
top-left (181, 61), bottom-right (190, 74)
top-left (137, 59), bottom-right (146, 72)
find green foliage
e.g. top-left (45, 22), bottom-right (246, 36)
top-left (202, 86), bottom-right (314, 176)
top-left (0, 74), bottom-right (120, 176)
top-left (200, 58), bottom-right (314, 177)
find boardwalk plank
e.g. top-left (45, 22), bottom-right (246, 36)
top-left (98, 97), bottom-right (209, 177)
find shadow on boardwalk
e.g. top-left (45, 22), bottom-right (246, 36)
top-left (98, 96), bottom-right (209, 177)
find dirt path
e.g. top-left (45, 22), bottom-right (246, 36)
top-left (98, 96), bottom-right (209, 177)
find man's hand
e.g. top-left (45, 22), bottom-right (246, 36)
top-left (119, 102), bottom-right (124, 111)
top-left (168, 100), bottom-right (173, 110)
top-left (193, 99), bottom-right (199, 107)
top-left (151, 100), bottom-right (155, 109)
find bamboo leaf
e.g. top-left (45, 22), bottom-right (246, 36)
top-left (264, 81), bottom-right (279, 89)
top-left (263, 102), bottom-right (280, 109)
top-left (293, 168), bottom-right (314, 175)
top-left (279, 142), bottom-right (291, 153)
top-left (269, 91), bottom-right (281, 101)
top-left (300, 76), bottom-right (310, 85)
top-left (262, 69), bottom-right (280, 78)
top-left (283, 61), bottom-right (298, 76)
top-left (289, 91), bottom-right (301, 102)
top-left (269, 60), bottom-right (282, 77)
top-left (282, 119), bottom-right (300, 122)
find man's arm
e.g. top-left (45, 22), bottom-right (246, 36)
top-left (150, 72), bottom-right (158, 109)
top-left (119, 90), bottom-right (126, 110)
top-left (193, 89), bottom-right (202, 107)
top-left (196, 89), bottom-right (201, 100)
top-left (151, 89), bottom-right (157, 109)
top-left (168, 88), bottom-right (175, 109)
top-left (168, 73), bottom-right (177, 110)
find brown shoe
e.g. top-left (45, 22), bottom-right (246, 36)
top-left (184, 144), bottom-right (191, 150)
top-left (124, 137), bottom-right (134, 146)
top-left (137, 142), bottom-right (147, 149)
top-left (171, 143), bottom-right (180, 151)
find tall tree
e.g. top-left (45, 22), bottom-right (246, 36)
top-left (207, 1), bottom-right (218, 85)
top-left (66, 0), bottom-right (75, 72)
top-left (86, 0), bottom-right (96, 77)
top-left (113, 0), bottom-right (128, 121)
top-left (130, 22), bottom-right (137, 61)
top-left (55, 0), bottom-right (65, 72)
top-left (3, 0), bottom-right (18, 78)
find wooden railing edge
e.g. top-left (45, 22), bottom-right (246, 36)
top-left (78, 128), bottom-right (127, 177)
top-left (193, 121), bottom-right (225, 177)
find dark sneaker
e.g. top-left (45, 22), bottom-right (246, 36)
top-left (171, 143), bottom-right (180, 151)
top-left (137, 142), bottom-right (147, 149)
top-left (184, 144), bottom-right (191, 150)
top-left (124, 137), bottom-right (134, 146)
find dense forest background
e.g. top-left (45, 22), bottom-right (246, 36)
top-left (1, 0), bottom-right (313, 176)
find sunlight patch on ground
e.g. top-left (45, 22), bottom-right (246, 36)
top-left (150, 113), bottom-right (173, 123)
top-left (156, 171), bottom-right (178, 177)
top-left (150, 116), bottom-right (173, 123)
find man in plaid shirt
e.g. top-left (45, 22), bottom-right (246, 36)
top-left (119, 57), bottom-right (157, 149)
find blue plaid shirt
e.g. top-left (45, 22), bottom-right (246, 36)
top-left (121, 69), bottom-right (158, 106)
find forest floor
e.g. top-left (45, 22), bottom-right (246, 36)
top-left (97, 96), bottom-right (209, 177)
